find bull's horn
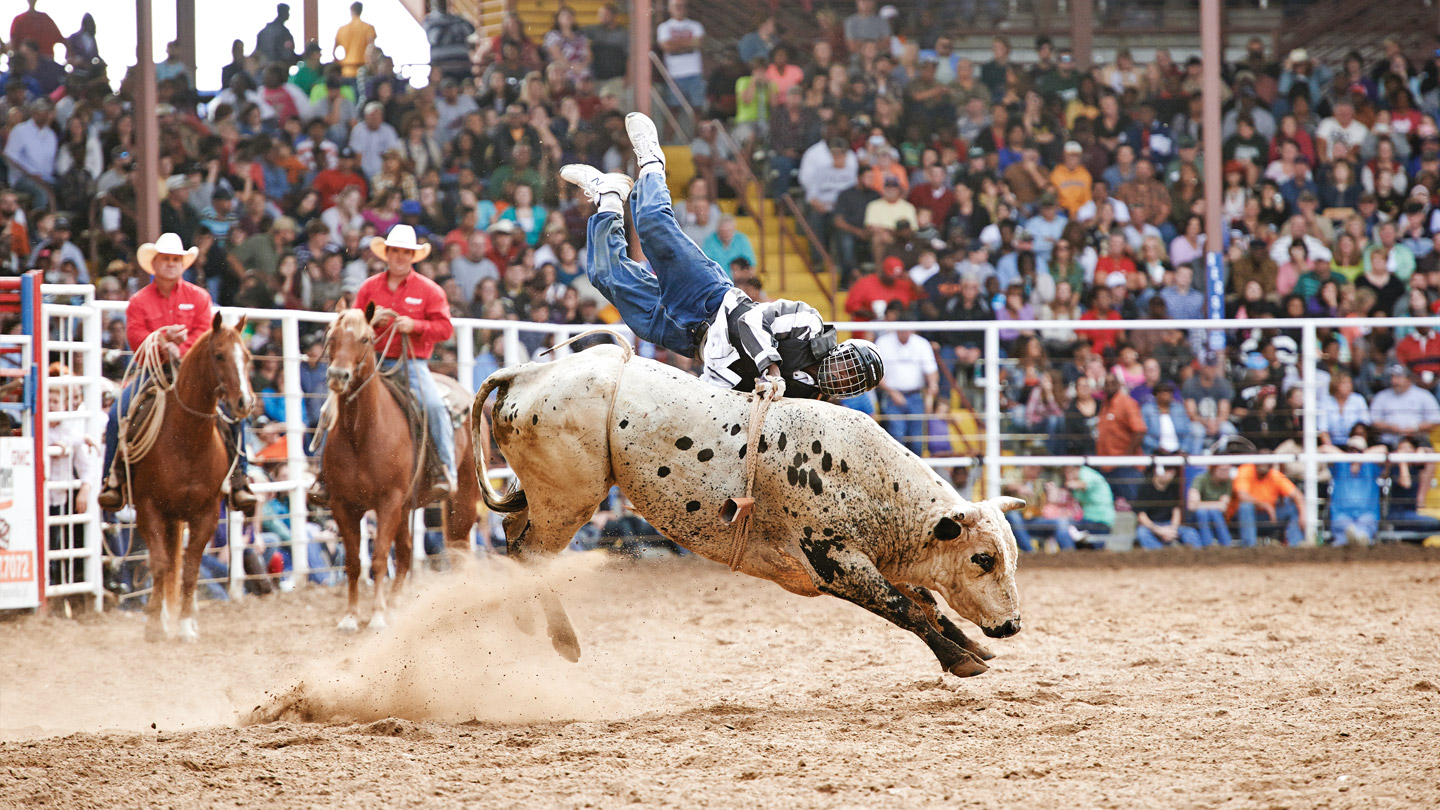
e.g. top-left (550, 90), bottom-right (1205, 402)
top-left (992, 496), bottom-right (1027, 513)
top-left (953, 505), bottom-right (980, 526)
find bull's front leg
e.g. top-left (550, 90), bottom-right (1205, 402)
top-left (798, 538), bottom-right (988, 677)
top-left (894, 583), bottom-right (995, 662)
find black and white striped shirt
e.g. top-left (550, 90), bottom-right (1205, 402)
top-left (699, 288), bottom-right (826, 395)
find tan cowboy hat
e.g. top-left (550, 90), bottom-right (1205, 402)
top-left (136, 232), bottom-right (199, 274)
top-left (369, 224), bottom-right (432, 263)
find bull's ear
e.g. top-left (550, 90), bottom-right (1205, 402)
top-left (992, 496), bottom-right (1026, 513)
top-left (934, 516), bottom-right (964, 541)
top-left (211, 311), bottom-right (223, 332)
top-left (235, 314), bottom-right (247, 332)
top-left (335, 295), bottom-right (349, 314)
top-left (364, 300), bottom-right (376, 323)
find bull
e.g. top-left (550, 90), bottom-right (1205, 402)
top-left (472, 342), bottom-right (1025, 677)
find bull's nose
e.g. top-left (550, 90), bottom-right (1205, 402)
top-left (327, 368), bottom-right (351, 388)
top-left (984, 618), bottom-right (1021, 638)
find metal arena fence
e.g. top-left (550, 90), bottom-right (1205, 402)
top-left (33, 294), bottom-right (1440, 607)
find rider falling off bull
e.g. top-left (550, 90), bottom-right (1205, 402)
top-left (560, 112), bottom-right (885, 403)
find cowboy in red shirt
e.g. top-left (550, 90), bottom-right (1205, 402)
top-left (98, 233), bottom-right (257, 514)
top-left (310, 224), bottom-right (455, 505)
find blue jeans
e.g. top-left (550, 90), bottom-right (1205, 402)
top-left (1237, 500), bottom-right (1303, 547)
top-left (585, 172), bottom-right (733, 357)
top-left (1135, 519), bottom-right (1203, 549)
top-left (1386, 509), bottom-right (1440, 536)
top-left (1330, 511), bottom-right (1378, 546)
top-left (1192, 508), bottom-right (1233, 547)
top-left (104, 376), bottom-right (248, 483)
top-left (1006, 512), bottom-right (1077, 552)
top-left (881, 391), bottom-right (927, 455)
top-left (380, 358), bottom-right (457, 480)
top-left (769, 153), bottom-right (799, 198)
top-left (666, 74), bottom-right (707, 112)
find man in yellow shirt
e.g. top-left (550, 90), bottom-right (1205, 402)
top-left (1049, 140), bottom-right (1093, 217)
top-left (334, 1), bottom-right (377, 79)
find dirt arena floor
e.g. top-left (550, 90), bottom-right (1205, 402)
top-left (3, 549), bottom-right (1438, 809)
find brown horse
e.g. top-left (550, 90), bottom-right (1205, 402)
top-left (129, 313), bottom-right (255, 642)
top-left (320, 303), bottom-right (480, 631)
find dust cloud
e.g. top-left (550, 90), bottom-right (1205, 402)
top-left (243, 554), bottom-right (627, 726)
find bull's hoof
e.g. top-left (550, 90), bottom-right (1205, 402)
top-left (946, 652), bottom-right (990, 678)
top-left (368, 613), bottom-right (389, 632)
top-left (963, 640), bottom-right (995, 661)
top-left (178, 618), bottom-right (199, 644)
top-left (549, 630), bottom-right (581, 663)
top-left (337, 615), bottom-right (359, 633)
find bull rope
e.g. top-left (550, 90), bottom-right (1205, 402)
top-left (726, 393), bottom-right (771, 572)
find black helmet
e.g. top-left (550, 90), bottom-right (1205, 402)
top-left (817, 339), bottom-right (884, 398)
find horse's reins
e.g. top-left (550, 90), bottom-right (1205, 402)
top-left (113, 331), bottom-right (240, 507)
top-left (326, 308), bottom-right (431, 502)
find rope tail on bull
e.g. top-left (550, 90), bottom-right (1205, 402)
top-left (471, 113), bottom-right (1027, 678)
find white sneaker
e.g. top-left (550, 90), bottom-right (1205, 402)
top-left (625, 112), bottom-right (665, 171)
top-left (559, 164), bottom-right (634, 206)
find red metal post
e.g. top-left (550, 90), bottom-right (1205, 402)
top-left (176, 0), bottom-right (196, 81)
top-left (135, 0), bottom-right (161, 245)
top-left (304, 0), bottom-right (320, 45)
top-left (1201, 0), bottom-right (1224, 262)
top-left (630, 0), bottom-right (652, 116)
top-left (1070, 0), bottom-right (1093, 71)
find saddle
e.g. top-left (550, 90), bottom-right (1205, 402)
top-left (378, 371), bottom-right (469, 503)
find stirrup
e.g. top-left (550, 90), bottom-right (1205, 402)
top-left (308, 477), bottom-right (329, 507)
top-left (97, 485), bottom-right (125, 511)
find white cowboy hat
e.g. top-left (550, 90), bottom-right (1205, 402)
top-left (136, 232), bottom-right (198, 274)
top-left (369, 224), bottom-right (432, 263)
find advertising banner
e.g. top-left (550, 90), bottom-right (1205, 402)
top-left (0, 436), bottom-right (39, 610)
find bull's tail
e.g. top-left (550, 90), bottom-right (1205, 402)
top-left (471, 367), bottom-right (528, 513)
top-left (537, 328), bottom-right (634, 361)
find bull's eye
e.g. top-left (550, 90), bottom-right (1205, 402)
top-left (971, 553), bottom-right (995, 573)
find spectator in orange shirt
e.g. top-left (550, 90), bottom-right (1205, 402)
top-left (1232, 452), bottom-right (1306, 546)
top-left (1049, 140), bottom-right (1093, 217)
top-left (1096, 372), bottom-right (1146, 502)
top-left (860, 147), bottom-right (909, 195)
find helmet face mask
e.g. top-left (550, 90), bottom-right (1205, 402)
top-left (817, 339), bottom-right (884, 398)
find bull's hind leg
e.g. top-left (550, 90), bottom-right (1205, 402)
top-left (798, 539), bottom-right (988, 677)
top-left (895, 583), bottom-right (994, 662)
top-left (505, 484), bottom-right (610, 663)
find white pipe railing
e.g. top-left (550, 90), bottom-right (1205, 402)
top-left (67, 300), bottom-right (1440, 585)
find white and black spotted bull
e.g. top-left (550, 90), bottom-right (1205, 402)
top-left (471, 342), bottom-right (1025, 677)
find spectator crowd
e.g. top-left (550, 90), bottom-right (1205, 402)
top-left (3, 0), bottom-right (1440, 553)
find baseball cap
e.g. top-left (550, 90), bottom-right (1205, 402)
top-left (883, 175), bottom-right (901, 187)
top-left (968, 146), bottom-right (986, 159)
top-left (828, 137), bottom-right (849, 151)
top-left (1039, 190), bottom-right (1058, 207)
top-left (211, 185), bottom-right (233, 201)
top-left (338, 146), bottom-right (356, 159)
top-left (400, 200), bottom-right (422, 216)
top-left (1389, 363), bottom-right (1411, 377)
top-left (1063, 140), bottom-right (1082, 154)
top-left (1177, 134), bottom-right (1197, 149)
top-left (882, 256), bottom-right (905, 276)
top-left (52, 215), bottom-right (71, 230)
